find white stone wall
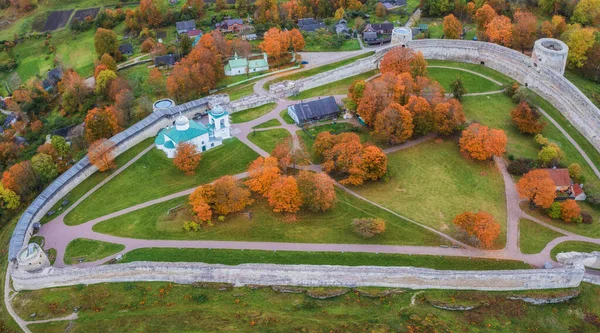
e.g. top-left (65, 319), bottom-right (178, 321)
top-left (10, 262), bottom-right (585, 291)
top-left (229, 94), bottom-right (274, 113)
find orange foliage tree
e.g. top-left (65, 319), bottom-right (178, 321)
top-left (245, 156), bottom-right (281, 195)
top-left (88, 139), bottom-right (116, 172)
top-left (173, 142), bottom-right (202, 175)
top-left (379, 47), bottom-right (416, 76)
top-left (406, 95), bottom-right (434, 135)
top-left (443, 14), bottom-right (463, 39)
top-left (211, 175), bottom-right (253, 215)
top-left (516, 169), bottom-right (557, 208)
top-left (267, 175), bottom-right (302, 213)
top-left (459, 123), bottom-right (507, 160)
top-left (453, 211), bottom-right (500, 249)
top-left (1, 161), bottom-right (39, 198)
top-left (296, 171), bottom-right (336, 212)
top-left (510, 101), bottom-right (545, 134)
top-left (189, 185), bottom-right (215, 222)
top-left (58, 69), bottom-right (92, 115)
top-left (84, 106), bottom-right (121, 143)
top-left (166, 46), bottom-right (222, 103)
top-left (512, 11), bottom-right (537, 53)
top-left (432, 99), bottom-right (466, 135)
top-left (374, 103), bottom-right (414, 145)
top-left (475, 4), bottom-right (497, 39)
top-left (485, 15), bottom-right (513, 47)
top-left (560, 199), bottom-right (581, 223)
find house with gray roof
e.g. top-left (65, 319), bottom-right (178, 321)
top-left (176, 20), bottom-right (196, 34)
top-left (154, 54), bottom-right (179, 67)
top-left (298, 18), bottom-right (326, 32)
top-left (287, 96), bottom-right (340, 126)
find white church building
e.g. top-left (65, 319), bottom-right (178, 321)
top-left (154, 104), bottom-right (231, 158)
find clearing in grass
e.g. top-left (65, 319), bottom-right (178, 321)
top-left (518, 218), bottom-right (564, 254)
top-left (247, 128), bottom-right (291, 153)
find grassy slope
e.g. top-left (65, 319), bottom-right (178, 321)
top-left (427, 67), bottom-right (502, 93)
top-left (279, 109), bottom-right (295, 124)
top-left (217, 82), bottom-right (255, 101)
top-left (252, 118), bottom-right (281, 129)
top-left (40, 137), bottom-right (155, 224)
top-left (121, 248), bottom-right (530, 270)
top-left (63, 238), bottom-right (125, 265)
top-left (92, 189), bottom-right (446, 246)
top-left (230, 103), bottom-right (276, 124)
top-left (551, 241), bottom-right (600, 260)
top-left (247, 128), bottom-right (290, 153)
top-left (353, 139), bottom-right (508, 248)
top-left (65, 138), bottom-right (258, 225)
top-left (288, 70), bottom-right (378, 100)
top-left (18, 282), bottom-right (600, 332)
top-left (427, 60), bottom-right (516, 85)
top-left (518, 219), bottom-right (563, 254)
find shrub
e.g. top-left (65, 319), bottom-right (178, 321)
top-left (183, 220), bottom-right (200, 232)
top-left (504, 82), bottom-right (520, 98)
top-left (548, 202), bottom-right (562, 219)
top-left (507, 158), bottom-right (537, 175)
top-left (568, 163), bottom-right (582, 180)
top-left (586, 184), bottom-right (600, 207)
top-left (560, 199), bottom-right (581, 223)
top-left (353, 218), bottom-right (386, 238)
top-left (192, 294), bottom-right (208, 303)
top-left (218, 215), bottom-right (225, 222)
top-left (534, 134), bottom-right (549, 146)
top-left (581, 211), bottom-right (593, 224)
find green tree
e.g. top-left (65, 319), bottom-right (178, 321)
top-left (450, 76), bottom-right (467, 100)
top-left (180, 34), bottom-right (192, 56)
top-left (563, 24), bottom-right (596, 68)
top-left (547, 202), bottom-right (561, 219)
top-left (572, 0), bottom-right (600, 26)
top-left (94, 28), bottom-right (118, 57)
top-left (0, 184), bottom-right (20, 210)
top-left (100, 53), bottom-right (117, 72)
top-left (95, 69), bottom-right (117, 96)
top-left (51, 135), bottom-right (70, 159)
top-left (31, 153), bottom-right (59, 184)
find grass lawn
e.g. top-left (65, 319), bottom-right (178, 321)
top-left (218, 71), bottom-right (263, 87)
top-left (265, 51), bottom-right (375, 90)
top-left (93, 188), bottom-right (447, 246)
top-left (564, 70), bottom-right (600, 109)
top-left (288, 70), bottom-right (378, 100)
top-left (518, 219), bottom-right (564, 254)
top-left (18, 281), bottom-right (600, 332)
top-left (247, 128), bottom-right (290, 153)
top-left (551, 241), bottom-right (600, 260)
top-left (39, 137), bottom-right (155, 224)
top-left (217, 82), bottom-right (255, 101)
top-left (63, 238), bottom-right (125, 265)
top-left (426, 60), bottom-right (516, 86)
top-left (279, 109), bottom-right (295, 124)
top-left (65, 138), bottom-right (259, 225)
top-left (521, 202), bottom-right (600, 238)
top-left (353, 139), bottom-right (508, 249)
top-left (230, 103), bottom-right (276, 124)
top-left (252, 118), bottom-right (281, 129)
top-left (304, 37), bottom-right (361, 52)
top-left (427, 67), bottom-right (502, 93)
top-left (121, 248), bottom-right (530, 270)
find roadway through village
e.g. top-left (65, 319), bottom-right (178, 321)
top-left (38, 62), bottom-right (600, 271)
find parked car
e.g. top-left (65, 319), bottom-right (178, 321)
top-left (301, 61), bottom-right (309, 65)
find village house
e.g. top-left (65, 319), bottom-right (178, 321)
top-left (215, 19), bottom-right (247, 33)
top-left (176, 20), bottom-right (196, 34)
top-left (363, 22), bottom-right (394, 35)
top-left (155, 104), bottom-right (231, 158)
top-left (287, 96), bottom-right (340, 126)
top-left (298, 18), bottom-right (326, 32)
top-left (154, 54), bottom-right (179, 68)
top-left (224, 53), bottom-right (269, 76)
top-left (542, 168), bottom-right (586, 201)
top-left (335, 19), bottom-right (351, 36)
top-left (118, 43), bottom-right (133, 56)
top-left (42, 67), bottom-right (63, 91)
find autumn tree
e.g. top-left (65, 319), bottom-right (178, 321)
top-left (87, 139), bottom-right (116, 172)
top-left (516, 169), bottom-right (557, 208)
top-left (254, 0), bottom-right (279, 24)
top-left (100, 53), bottom-right (117, 72)
top-left (58, 69), bottom-right (92, 115)
top-left (173, 142), bottom-right (202, 175)
top-left (443, 14), bottom-right (462, 39)
top-left (379, 47), bottom-right (415, 76)
top-left (453, 211), bottom-right (500, 249)
top-left (0, 184), bottom-right (20, 210)
top-left (189, 185), bottom-right (214, 222)
top-left (166, 46), bottom-right (222, 103)
top-left (348, 80), bottom-right (366, 108)
top-left (353, 218), bottom-right (386, 238)
top-left (510, 101), bottom-right (545, 134)
top-left (374, 103), bottom-right (414, 145)
top-left (211, 175), bottom-right (253, 215)
top-left (31, 153), bottom-right (58, 184)
top-left (184, 0), bottom-right (205, 17)
top-left (334, 7), bottom-right (345, 20)
top-left (560, 199), bottom-right (581, 223)
top-left (485, 15), bottom-right (513, 47)
top-left (141, 38), bottom-right (156, 53)
top-left (410, 51), bottom-right (428, 78)
top-left (296, 171), bottom-right (336, 212)
top-left (459, 123), bottom-right (507, 160)
top-left (259, 27), bottom-right (289, 64)
top-left (245, 156), bottom-right (281, 195)
top-left (84, 106), bottom-right (121, 142)
top-left (95, 69), bottom-right (117, 96)
top-left (512, 11), bottom-right (537, 53)
top-left (475, 4), bottom-right (497, 39)
top-left (267, 175), bottom-right (302, 213)
top-left (406, 95), bottom-right (433, 135)
top-left (563, 24), bottom-right (596, 69)
top-left (375, 3), bottom-right (387, 17)
top-left (432, 99), bottom-right (466, 135)
top-left (139, 0), bottom-right (164, 27)
top-left (569, 163), bottom-right (582, 180)
top-left (94, 28), bottom-right (118, 57)
top-left (572, 0), bottom-right (600, 26)
top-left (1, 161), bottom-right (39, 198)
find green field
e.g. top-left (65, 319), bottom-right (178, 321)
top-left (353, 139), bottom-right (508, 248)
top-left (93, 189), bottom-right (446, 246)
top-left (63, 238), bottom-right (125, 265)
top-left (230, 103), bottom-right (276, 123)
top-left (427, 67), bottom-right (502, 93)
top-left (217, 82), bottom-right (255, 101)
top-left (65, 138), bottom-right (259, 225)
top-left (247, 128), bottom-right (290, 153)
top-left (426, 60), bottom-right (516, 86)
top-left (121, 248), bottom-right (530, 270)
top-left (40, 137), bottom-right (155, 224)
top-left (15, 282), bottom-right (600, 332)
top-left (304, 37), bottom-right (361, 52)
top-left (288, 70), bottom-right (378, 100)
top-left (565, 70), bottom-right (600, 109)
top-left (522, 201), bottom-right (600, 238)
top-left (551, 241), bottom-right (600, 260)
top-left (518, 219), bottom-right (564, 254)
top-left (252, 118), bottom-right (281, 129)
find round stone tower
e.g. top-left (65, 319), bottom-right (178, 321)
top-left (17, 243), bottom-right (49, 273)
top-left (531, 38), bottom-right (569, 75)
top-left (391, 27), bottom-right (412, 47)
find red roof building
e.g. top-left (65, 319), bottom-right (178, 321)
top-left (542, 168), bottom-right (571, 189)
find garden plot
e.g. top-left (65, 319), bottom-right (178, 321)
top-left (43, 10), bottom-right (74, 31)
top-left (71, 7), bottom-right (100, 23)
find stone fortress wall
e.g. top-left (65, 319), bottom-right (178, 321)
top-left (271, 39), bottom-right (600, 154)
top-left (10, 261), bottom-right (586, 292)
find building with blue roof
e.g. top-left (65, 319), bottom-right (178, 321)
top-left (155, 104), bottom-right (231, 158)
